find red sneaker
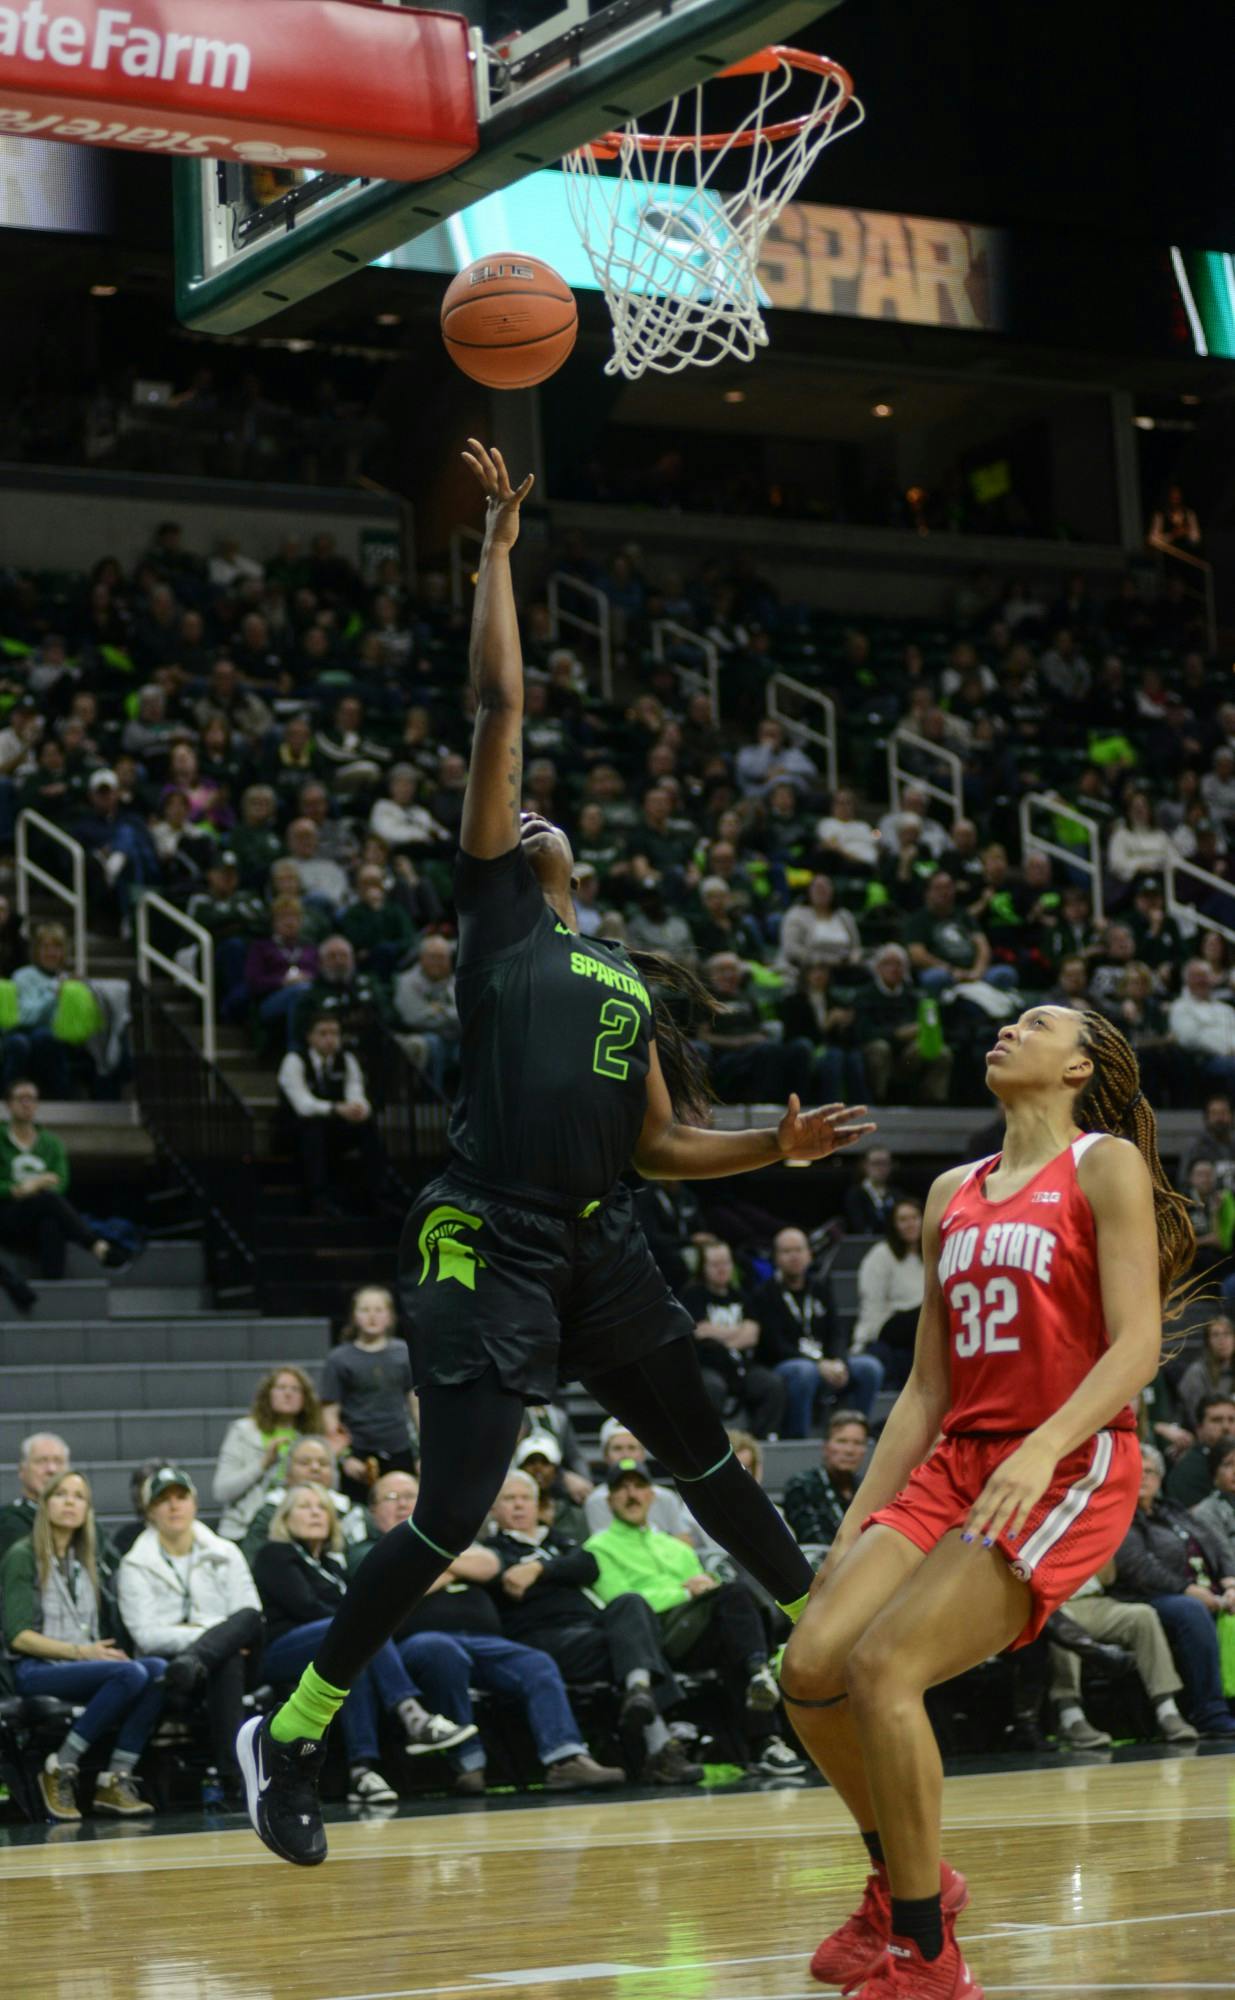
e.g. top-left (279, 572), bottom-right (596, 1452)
top-left (809, 1864), bottom-right (969, 1987)
top-left (846, 1922), bottom-right (983, 2000)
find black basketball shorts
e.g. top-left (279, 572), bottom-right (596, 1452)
top-left (398, 1169), bottom-right (693, 1400)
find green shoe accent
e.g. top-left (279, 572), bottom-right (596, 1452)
top-left (777, 1591), bottom-right (810, 1626)
top-left (270, 1663), bottom-right (348, 1743)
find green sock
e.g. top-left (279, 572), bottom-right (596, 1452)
top-left (270, 1663), bottom-right (348, 1743)
top-left (777, 1591), bottom-right (809, 1626)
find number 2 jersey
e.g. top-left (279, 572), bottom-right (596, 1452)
top-left (936, 1132), bottom-right (1137, 1437)
top-left (448, 843), bottom-right (653, 1203)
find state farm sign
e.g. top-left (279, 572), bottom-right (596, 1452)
top-left (0, 0), bottom-right (477, 176)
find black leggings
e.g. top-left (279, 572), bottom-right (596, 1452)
top-left (315, 1337), bottom-right (812, 1689)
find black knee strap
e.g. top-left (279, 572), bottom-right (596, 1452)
top-left (780, 1687), bottom-right (849, 1711)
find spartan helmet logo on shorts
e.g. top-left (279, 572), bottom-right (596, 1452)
top-left (417, 1205), bottom-right (487, 1290)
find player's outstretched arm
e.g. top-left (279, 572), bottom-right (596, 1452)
top-left (459, 439), bottom-right (534, 860)
top-left (632, 1044), bottom-right (875, 1179)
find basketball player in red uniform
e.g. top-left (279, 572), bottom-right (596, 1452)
top-left (780, 1003), bottom-right (1195, 2000)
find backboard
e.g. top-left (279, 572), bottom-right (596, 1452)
top-left (173, 0), bottom-right (846, 334)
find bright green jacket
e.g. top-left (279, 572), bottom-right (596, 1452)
top-left (583, 1515), bottom-right (704, 1614)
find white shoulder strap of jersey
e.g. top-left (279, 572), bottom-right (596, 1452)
top-left (1071, 1132), bottom-right (1106, 1164)
top-left (955, 1151), bottom-right (998, 1193)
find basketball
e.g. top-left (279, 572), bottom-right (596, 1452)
top-left (441, 253), bottom-right (578, 389)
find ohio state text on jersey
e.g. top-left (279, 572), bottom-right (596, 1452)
top-left (937, 1133), bottom-right (1136, 1436)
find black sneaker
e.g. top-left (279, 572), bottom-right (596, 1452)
top-left (236, 1715), bottom-right (328, 1867)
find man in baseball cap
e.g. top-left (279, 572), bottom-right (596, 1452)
top-left (585, 1420), bottom-right (698, 1543)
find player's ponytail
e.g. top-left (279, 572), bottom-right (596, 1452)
top-left (1075, 1009), bottom-right (1196, 1318)
top-left (627, 951), bottom-right (719, 1123)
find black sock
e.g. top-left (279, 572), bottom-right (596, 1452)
top-left (862, 1829), bottom-right (887, 1868)
top-left (891, 1893), bottom-right (944, 1962)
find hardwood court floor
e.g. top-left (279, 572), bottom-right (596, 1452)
top-left (0, 1752), bottom-right (1232, 2000)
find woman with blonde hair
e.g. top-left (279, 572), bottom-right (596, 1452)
top-left (214, 1366), bottom-right (324, 1543)
top-left (252, 1484), bottom-right (472, 1806)
top-left (1, 1469), bottom-right (165, 1820)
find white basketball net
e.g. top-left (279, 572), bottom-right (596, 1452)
top-left (563, 49), bottom-right (864, 381)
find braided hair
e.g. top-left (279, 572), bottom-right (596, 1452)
top-left (1074, 1009), bottom-right (1195, 1316)
top-left (627, 950), bottom-right (720, 1124)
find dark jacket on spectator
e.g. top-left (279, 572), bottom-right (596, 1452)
top-left (487, 1526), bottom-right (602, 1643)
top-left (749, 1274), bottom-right (838, 1368)
top-left (844, 1181), bottom-right (901, 1235)
top-left (1112, 1497), bottom-right (1226, 1601)
top-left (781, 1466), bottom-right (858, 1551)
top-left (244, 936), bottom-right (320, 1001)
top-left (253, 1537), bottom-right (347, 1646)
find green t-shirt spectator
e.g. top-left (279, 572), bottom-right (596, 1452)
top-left (186, 887), bottom-right (267, 942)
top-left (231, 824), bottom-right (283, 890)
top-left (339, 898), bottom-right (414, 967)
top-left (0, 1123), bottom-right (69, 1199)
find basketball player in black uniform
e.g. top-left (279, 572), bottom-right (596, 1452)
top-left (239, 442), bottom-right (873, 1862)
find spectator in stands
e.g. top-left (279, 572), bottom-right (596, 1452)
top-left (585, 1458), bottom-right (803, 1775)
top-left (291, 934), bottom-right (391, 1044)
top-left (1107, 790), bottom-right (1175, 889)
top-left (1148, 483), bottom-right (1202, 552)
top-left (751, 1227), bottom-right (883, 1434)
top-left (321, 1285), bottom-right (417, 1503)
top-left (1048, 1565), bottom-right (1197, 1747)
top-left (583, 1421), bottom-right (697, 1542)
top-left (369, 764), bottom-right (449, 854)
top-left (843, 1145), bottom-right (902, 1235)
top-left (735, 716), bottom-right (817, 798)
top-left (370, 1471), bottom-right (623, 1795)
top-left (781, 1409), bottom-right (870, 1553)
top-left (1112, 1443), bottom-right (1235, 1737)
top-left (111, 1459), bottom-right (165, 1557)
top-left (1165, 1394), bottom-right (1235, 1507)
top-left (393, 935), bottom-right (459, 1094)
top-left (2, 1470), bottom-right (164, 1819)
top-left (1178, 1095), bottom-right (1235, 1191)
top-left (253, 1484), bottom-right (469, 1805)
top-left (1169, 960), bottom-right (1235, 1096)
top-left (193, 657), bottom-right (272, 744)
top-left (277, 1013), bottom-right (388, 1217)
top-left (777, 961), bottom-right (864, 1101)
top-left (282, 817), bottom-right (349, 915)
top-left (814, 786), bottom-right (879, 874)
top-left (690, 877), bottom-right (764, 962)
top-left (1183, 1159), bottom-right (1225, 1276)
top-left (851, 1199), bottom-right (925, 1389)
top-left (0, 1080), bottom-right (125, 1278)
top-left (232, 785), bottom-right (285, 891)
top-left (315, 695), bottom-right (389, 796)
top-left (116, 1467), bottom-right (265, 1787)
top-left (73, 767), bottom-right (158, 920)
top-left (237, 898), bottom-right (319, 1031)
top-left (0, 1431), bottom-right (70, 1557)
top-left (682, 1240), bottom-right (785, 1438)
top-left (700, 953), bottom-right (813, 1103)
top-left (1192, 1437), bottom-right (1235, 1575)
top-left (489, 1470), bottom-right (701, 1785)
top-left (187, 850), bottom-right (266, 998)
top-left (2, 921), bottom-right (74, 1099)
top-left (213, 1366), bottom-right (324, 1543)
top-left (904, 871), bottom-right (1013, 994)
top-left (512, 1434), bottom-right (589, 1543)
top-left (241, 1434), bottom-right (372, 1562)
top-left (776, 874), bottom-right (862, 976)
top-left (852, 941), bottom-right (953, 1105)
top-left (878, 785), bottom-right (949, 861)
top-left (339, 865), bottom-right (415, 979)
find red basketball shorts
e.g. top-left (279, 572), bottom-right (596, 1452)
top-left (864, 1427), bottom-right (1141, 1647)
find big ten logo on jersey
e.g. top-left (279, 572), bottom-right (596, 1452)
top-left (940, 1218), bottom-right (1059, 1360)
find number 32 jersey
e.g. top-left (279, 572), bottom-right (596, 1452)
top-left (449, 844), bottom-right (653, 1202)
top-left (937, 1132), bottom-right (1137, 1437)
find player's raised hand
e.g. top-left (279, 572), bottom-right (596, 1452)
top-left (776, 1097), bottom-right (877, 1163)
top-left (462, 439), bottom-right (534, 551)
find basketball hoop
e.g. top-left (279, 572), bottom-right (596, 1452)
top-left (563, 47), bottom-right (863, 381)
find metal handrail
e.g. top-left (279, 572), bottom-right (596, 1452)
top-left (1019, 792), bottom-right (1105, 926)
top-left (14, 811), bottom-right (87, 976)
top-left (651, 620), bottom-right (720, 724)
top-left (547, 571), bottom-right (613, 700)
top-left (888, 729), bottom-right (964, 828)
top-left (448, 524), bottom-right (483, 612)
top-left (1165, 852), bottom-right (1235, 946)
top-left (135, 892), bottom-right (216, 1063)
top-left (766, 673), bottom-right (839, 795)
top-left (1146, 534), bottom-right (1216, 652)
